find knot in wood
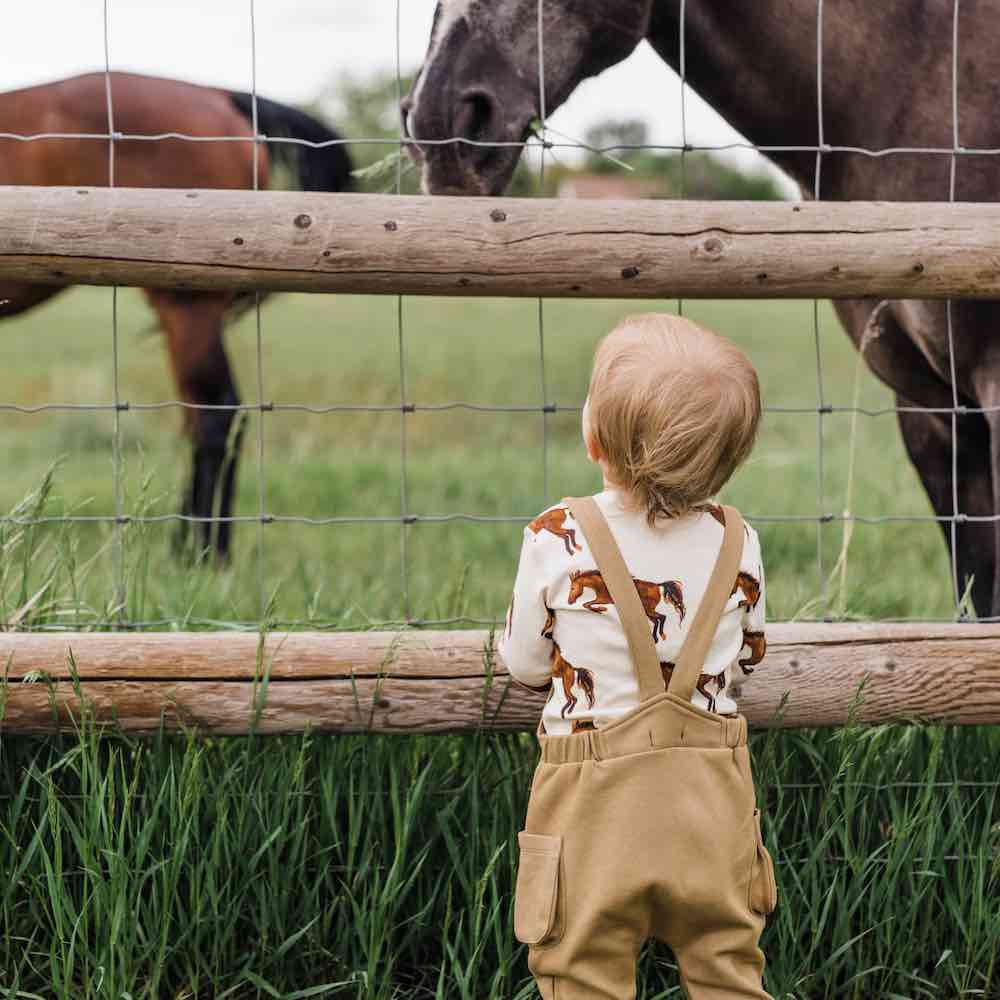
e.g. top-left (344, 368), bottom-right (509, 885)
top-left (702, 236), bottom-right (725, 257)
top-left (490, 209), bottom-right (507, 222)
top-left (384, 220), bottom-right (398, 231)
top-left (621, 265), bottom-right (640, 280)
top-left (294, 213), bottom-right (312, 230)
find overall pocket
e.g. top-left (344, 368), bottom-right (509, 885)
top-left (514, 832), bottom-right (563, 945)
top-left (748, 808), bottom-right (778, 915)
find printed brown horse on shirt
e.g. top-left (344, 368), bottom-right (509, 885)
top-left (660, 661), bottom-right (726, 713)
top-left (528, 507), bottom-right (582, 556)
top-left (550, 641), bottom-right (596, 719)
top-left (539, 605), bottom-right (596, 717)
top-left (568, 569), bottom-right (685, 641)
top-left (732, 572), bottom-right (762, 610)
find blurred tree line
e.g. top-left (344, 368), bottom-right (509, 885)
top-left (574, 118), bottom-right (783, 199)
top-left (316, 73), bottom-right (784, 201)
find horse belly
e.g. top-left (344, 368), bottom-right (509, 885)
top-left (0, 282), bottom-right (65, 319)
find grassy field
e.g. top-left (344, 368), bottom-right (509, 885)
top-left (0, 286), bottom-right (959, 627)
top-left (1, 287), bottom-right (997, 999)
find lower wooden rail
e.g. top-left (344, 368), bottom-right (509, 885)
top-left (1, 624), bottom-right (998, 734)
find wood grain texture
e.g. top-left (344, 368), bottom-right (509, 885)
top-left (3, 187), bottom-right (1000, 298)
top-left (2, 624), bottom-right (1000, 733)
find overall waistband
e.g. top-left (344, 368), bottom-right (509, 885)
top-left (538, 693), bottom-right (747, 765)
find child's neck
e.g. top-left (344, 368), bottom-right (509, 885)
top-left (598, 461), bottom-right (624, 495)
top-left (599, 471), bottom-right (633, 506)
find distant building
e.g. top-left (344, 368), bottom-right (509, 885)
top-left (557, 174), bottom-right (662, 200)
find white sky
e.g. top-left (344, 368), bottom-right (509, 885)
top-left (3, 0), bottom-right (791, 189)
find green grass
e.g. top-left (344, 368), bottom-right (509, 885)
top-left (2, 714), bottom-right (998, 998)
top-left (0, 287), bottom-right (957, 626)
top-left (1, 287), bottom-right (996, 998)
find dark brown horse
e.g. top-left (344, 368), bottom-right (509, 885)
top-left (405, 1), bottom-right (1000, 617)
top-left (1, 72), bottom-right (352, 558)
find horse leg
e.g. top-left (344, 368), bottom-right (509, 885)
top-left (895, 401), bottom-right (994, 616)
top-left (560, 530), bottom-right (574, 556)
top-left (700, 677), bottom-right (716, 713)
top-left (975, 394), bottom-right (1000, 618)
top-left (561, 672), bottom-right (576, 718)
top-left (146, 290), bottom-right (242, 561)
top-left (838, 299), bottom-right (995, 616)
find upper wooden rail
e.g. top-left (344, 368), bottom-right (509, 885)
top-left (2, 187), bottom-right (1000, 299)
top-left (2, 624), bottom-right (999, 734)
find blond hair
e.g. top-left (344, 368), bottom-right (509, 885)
top-left (586, 313), bottom-right (761, 525)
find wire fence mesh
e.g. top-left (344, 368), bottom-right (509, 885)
top-left (0, 0), bottom-right (988, 626)
top-left (1, 5), bottom-right (998, 900)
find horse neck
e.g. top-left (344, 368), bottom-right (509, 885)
top-left (645, 0), bottom-right (896, 195)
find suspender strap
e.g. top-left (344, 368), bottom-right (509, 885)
top-left (669, 505), bottom-right (745, 702)
top-left (565, 496), bottom-right (664, 702)
top-left (565, 497), bottom-right (746, 706)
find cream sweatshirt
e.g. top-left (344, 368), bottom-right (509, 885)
top-left (497, 489), bottom-right (766, 735)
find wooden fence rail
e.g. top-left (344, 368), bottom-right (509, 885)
top-left (2, 624), bottom-right (999, 735)
top-left (3, 187), bottom-right (1000, 299)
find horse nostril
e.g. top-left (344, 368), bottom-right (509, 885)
top-left (455, 90), bottom-right (496, 145)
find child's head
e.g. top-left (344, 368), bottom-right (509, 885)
top-left (582, 312), bottom-right (761, 524)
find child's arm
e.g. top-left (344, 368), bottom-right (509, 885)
top-left (739, 526), bottom-right (767, 674)
top-left (497, 526), bottom-right (555, 692)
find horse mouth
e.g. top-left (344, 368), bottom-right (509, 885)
top-left (407, 92), bottom-right (535, 197)
top-left (418, 142), bottom-right (524, 197)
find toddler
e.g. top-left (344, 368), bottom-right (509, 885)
top-left (499, 313), bottom-right (777, 999)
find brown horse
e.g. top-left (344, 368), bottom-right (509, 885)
top-left (732, 572), bottom-right (762, 612)
top-left (660, 660), bottom-right (726, 712)
top-left (739, 629), bottom-right (767, 675)
top-left (528, 506), bottom-right (582, 556)
top-left (406, 1), bottom-right (1000, 617)
top-left (550, 640), bottom-right (596, 718)
top-left (567, 569), bottom-right (684, 641)
top-left (1, 72), bottom-right (352, 558)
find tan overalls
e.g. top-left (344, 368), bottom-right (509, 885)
top-left (513, 498), bottom-right (778, 1000)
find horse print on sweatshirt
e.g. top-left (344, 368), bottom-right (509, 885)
top-left (528, 507), bottom-right (582, 556)
top-left (567, 569), bottom-right (685, 642)
top-left (499, 490), bottom-right (768, 736)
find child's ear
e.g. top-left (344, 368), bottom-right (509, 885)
top-left (585, 431), bottom-right (603, 464)
top-left (581, 397), bottom-right (601, 464)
